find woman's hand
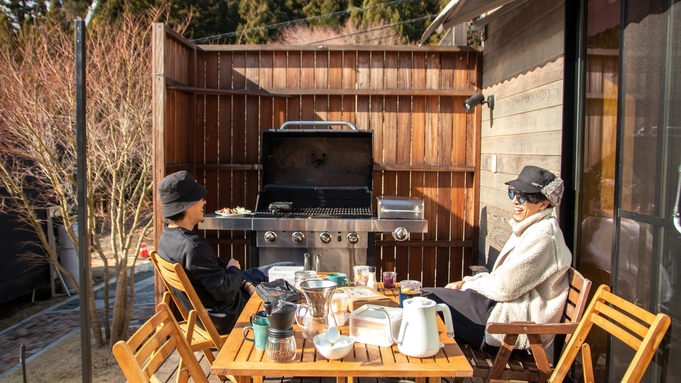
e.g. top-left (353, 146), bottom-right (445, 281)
top-left (445, 280), bottom-right (465, 290)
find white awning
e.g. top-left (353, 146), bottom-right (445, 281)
top-left (419, 0), bottom-right (519, 45)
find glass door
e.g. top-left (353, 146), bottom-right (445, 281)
top-left (577, 0), bottom-right (680, 380)
top-left (614, 0), bottom-right (680, 381)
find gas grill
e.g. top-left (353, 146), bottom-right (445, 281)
top-left (199, 121), bottom-right (428, 275)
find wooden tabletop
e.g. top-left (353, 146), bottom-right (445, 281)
top-left (210, 284), bottom-right (473, 383)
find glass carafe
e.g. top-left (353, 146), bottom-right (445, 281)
top-left (295, 279), bottom-right (337, 339)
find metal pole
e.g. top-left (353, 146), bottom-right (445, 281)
top-left (75, 18), bottom-right (92, 383)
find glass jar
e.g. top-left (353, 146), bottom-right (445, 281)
top-left (265, 328), bottom-right (297, 363)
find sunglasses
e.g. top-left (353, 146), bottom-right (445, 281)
top-left (508, 187), bottom-right (544, 205)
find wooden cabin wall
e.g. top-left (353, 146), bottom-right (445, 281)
top-left (477, 1), bottom-right (566, 266)
top-left (152, 23), bottom-right (482, 287)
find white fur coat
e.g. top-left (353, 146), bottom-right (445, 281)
top-left (462, 208), bottom-right (572, 349)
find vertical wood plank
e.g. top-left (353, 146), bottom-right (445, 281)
top-left (231, 52), bottom-right (247, 263)
top-left (436, 173), bottom-right (453, 286)
top-left (438, 97), bottom-right (455, 166)
top-left (342, 52), bottom-right (357, 124)
top-left (356, 51), bottom-right (371, 130)
top-left (260, 52), bottom-right (274, 129)
top-left (301, 51), bottom-right (315, 121)
top-left (203, 52), bottom-right (219, 248)
top-left (273, 51), bottom-right (287, 126)
top-left (411, 96), bottom-right (426, 166)
top-left (409, 171), bottom-right (425, 280)
top-left (383, 52), bottom-right (398, 165)
top-left (396, 53), bottom-right (412, 167)
top-left (328, 51), bottom-right (343, 122)
top-left (315, 51), bottom-right (329, 122)
top-left (425, 95), bottom-right (439, 165)
top-left (287, 51), bottom-right (302, 121)
top-left (421, 171), bottom-right (438, 287)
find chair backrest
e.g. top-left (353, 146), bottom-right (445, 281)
top-left (561, 268), bottom-right (592, 340)
top-left (112, 302), bottom-right (210, 383)
top-left (550, 284), bottom-right (671, 383)
top-left (150, 250), bottom-right (225, 350)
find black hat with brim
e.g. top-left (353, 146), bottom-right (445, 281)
top-left (158, 171), bottom-right (208, 218)
top-left (504, 165), bottom-right (556, 193)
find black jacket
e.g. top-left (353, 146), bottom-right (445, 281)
top-left (158, 226), bottom-right (244, 333)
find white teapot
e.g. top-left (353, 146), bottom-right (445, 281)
top-left (382, 296), bottom-right (454, 358)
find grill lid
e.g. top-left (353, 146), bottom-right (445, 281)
top-left (256, 124), bottom-right (373, 217)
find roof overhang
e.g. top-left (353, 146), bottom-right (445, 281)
top-left (419, 0), bottom-right (519, 45)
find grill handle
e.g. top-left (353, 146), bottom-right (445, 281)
top-left (279, 121), bottom-right (358, 131)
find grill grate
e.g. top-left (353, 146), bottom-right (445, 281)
top-left (256, 206), bottom-right (372, 218)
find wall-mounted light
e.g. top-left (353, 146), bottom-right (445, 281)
top-left (463, 92), bottom-right (495, 112)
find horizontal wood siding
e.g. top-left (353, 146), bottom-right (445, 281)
top-left (153, 24), bottom-right (482, 284)
top-left (477, 1), bottom-right (565, 267)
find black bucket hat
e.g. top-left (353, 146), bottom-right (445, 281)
top-left (158, 171), bottom-right (208, 218)
top-left (505, 166), bottom-right (564, 206)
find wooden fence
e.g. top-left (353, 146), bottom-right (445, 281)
top-left (152, 23), bottom-right (482, 288)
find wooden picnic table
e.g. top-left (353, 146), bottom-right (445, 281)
top-left (210, 283), bottom-right (473, 383)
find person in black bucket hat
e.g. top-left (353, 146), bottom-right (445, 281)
top-left (156, 170), bottom-right (291, 334)
top-left (158, 170), bottom-right (208, 218)
top-left (423, 165), bottom-right (572, 352)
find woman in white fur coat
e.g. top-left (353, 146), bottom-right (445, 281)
top-left (426, 165), bottom-right (572, 350)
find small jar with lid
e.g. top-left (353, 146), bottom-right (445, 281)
top-left (265, 328), bottom-right (297, 363)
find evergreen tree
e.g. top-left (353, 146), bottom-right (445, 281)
top-left (302, 0), bottom-right (346, 29)
top-left (237, 0), bottom-right (294, 44)
top-left (168, 0), bottom-right (241, 42)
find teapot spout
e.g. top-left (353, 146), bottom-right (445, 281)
top-left (371, 307), bottom-right (400, 344)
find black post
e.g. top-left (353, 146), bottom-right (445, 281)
top-left (75, 18), bottom-right (92, 383)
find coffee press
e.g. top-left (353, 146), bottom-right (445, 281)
top-left (263, 300), bottom-right (297, 362)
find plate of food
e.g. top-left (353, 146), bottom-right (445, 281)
top-left (215, 206), bottom-right (253, 216)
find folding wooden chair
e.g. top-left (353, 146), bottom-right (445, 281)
top-left (112, 302), bottom-right (209, 383)
top-left (461, 267), bottom-right (592, 383)
top-left (149, 251), bottom-right (230, 379)
top-left (491, 284), bottom-right (671, 383)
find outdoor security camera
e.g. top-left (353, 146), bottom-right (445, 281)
top-left (463, 92), bottom-right (495, 112)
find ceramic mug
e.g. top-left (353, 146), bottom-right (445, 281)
top-left (326, 272), bottom-right (349, 287)
top-left (242, 317), bottom-right (270, 350)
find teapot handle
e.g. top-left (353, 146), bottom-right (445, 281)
top-left (435, 304), bottom-right (455, 338)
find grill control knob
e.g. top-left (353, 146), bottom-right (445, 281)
top-left (292, 232), bottom-right (305, 243)
top-left (264, 231), bottom-right (277, 243)
top-left (319, 232), bottom-right (332, 244)
top-left (347, 232), bottom-right (360, 244)
top-left (392, 227), bottom-right (410, 241)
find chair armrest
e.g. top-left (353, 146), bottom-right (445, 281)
top-left (185, 309), bottom-right (198, 342)
top-left (486, 321), bottom-right (579, 335)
